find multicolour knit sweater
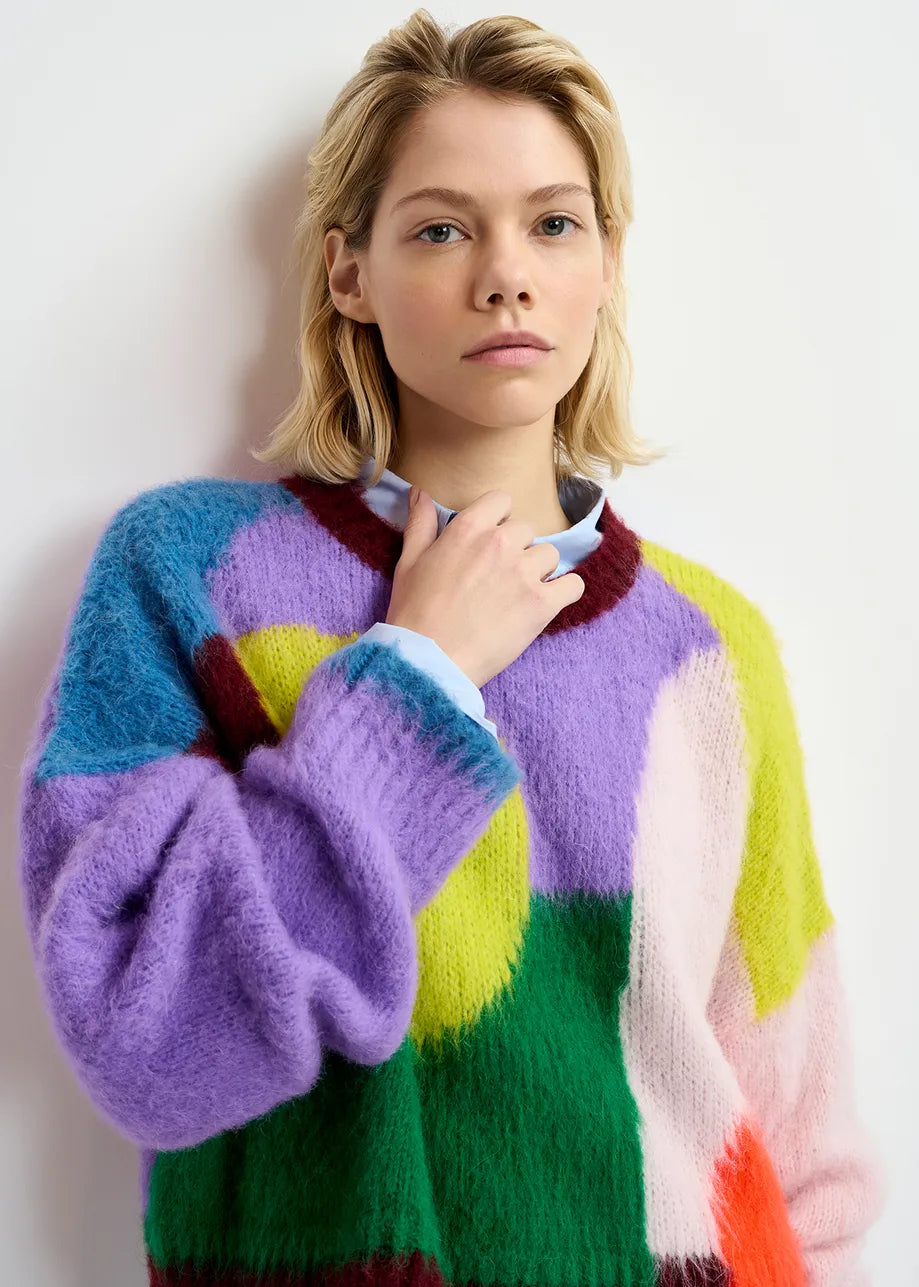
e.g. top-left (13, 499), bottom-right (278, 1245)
top-left (17, 469), bottom-right (885, 1287)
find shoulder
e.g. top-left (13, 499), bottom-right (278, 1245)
top-left (93, 475), bottom-right (297, 574)
top-left (639, 535), bottom-right (781, 666)
top-left (101, 474), bottom-right (288, 541)
top-left (640, 534), bottom-right (807, 783)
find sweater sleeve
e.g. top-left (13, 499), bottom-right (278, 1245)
top-left (353, 621), bottom-right (498, 740)
top-left (16, 498), bottom-right (524, 1154)
top-left (706, 606), bottom-right (887, 1286)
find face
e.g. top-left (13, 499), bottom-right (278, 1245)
top-left (324, 88), bottom-right (616, 450)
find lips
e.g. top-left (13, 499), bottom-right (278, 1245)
top-left (463, 330), bottom-right (552, 356)
top-left (463, 345), bottom-right (551, 367)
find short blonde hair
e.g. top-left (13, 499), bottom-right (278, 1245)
top-left (250, 9), bottom-right (668, 487)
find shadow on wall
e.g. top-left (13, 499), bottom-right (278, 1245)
top-left (5, 131), bottom-right (321, 1286)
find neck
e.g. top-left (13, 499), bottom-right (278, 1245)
top-left (386, 443), bottom-right (572, 538)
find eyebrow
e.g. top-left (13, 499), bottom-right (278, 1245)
top-left (389, 182), bottom-right (594, 216)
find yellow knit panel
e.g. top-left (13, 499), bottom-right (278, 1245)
top-left (234, 623), bottom-right (359, 735)
top-left (408, 782), bottom-right (530, 1053)
top-left (640, 539), bottom-right (834, 1020)
top-left (233, 623), bottom-right (531, 1047)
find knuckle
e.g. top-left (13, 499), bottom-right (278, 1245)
top-left (489, 524), bottom-right (514, 551)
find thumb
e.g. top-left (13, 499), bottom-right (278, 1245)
top-left (399, 484), bottom-right (439, 568)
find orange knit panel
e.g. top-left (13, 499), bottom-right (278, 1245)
top-left (711, 1115), bottom-right (808, 1287)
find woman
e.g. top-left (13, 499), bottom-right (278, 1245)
top-left (17, 10), bottom-right (884, 1287)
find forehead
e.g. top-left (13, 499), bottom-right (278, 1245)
top-left (382, 92), bottom-right (592, 207)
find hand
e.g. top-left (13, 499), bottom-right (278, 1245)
top-left (385, 485), bottom-right (586, 688)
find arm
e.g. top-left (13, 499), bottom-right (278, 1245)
top-left (706, 607), bottom-right (887, 1285)
top-left (16, 495), bottom-right (523, 1154)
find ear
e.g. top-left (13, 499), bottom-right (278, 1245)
top-left (324, 227), bottom-right (377, 324)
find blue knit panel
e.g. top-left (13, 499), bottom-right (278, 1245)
top-left (35, 479), bottom-right (294, 781)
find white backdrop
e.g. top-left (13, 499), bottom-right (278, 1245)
top-left (2, 3), bottom-right (913, 1283)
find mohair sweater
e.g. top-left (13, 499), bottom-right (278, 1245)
top-left (16, 467), bottom-right (886, 1287)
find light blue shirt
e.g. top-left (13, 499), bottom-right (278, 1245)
top-left (351, 456), bottom-right (606, 739)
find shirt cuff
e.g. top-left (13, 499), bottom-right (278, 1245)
top-left (357, 621), bottom-right (499, 741)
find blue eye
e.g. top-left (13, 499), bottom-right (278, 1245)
top-left (415, 215), bottom-right (582, 245)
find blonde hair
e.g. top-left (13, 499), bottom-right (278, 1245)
top-left (250, 9), bottom-right (668, 487)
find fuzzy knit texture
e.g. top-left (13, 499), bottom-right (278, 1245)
top-left (17, 470), bottom-right (886, 1287)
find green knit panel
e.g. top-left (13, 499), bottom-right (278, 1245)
top-left (145, 891), bottom-right (656, 1287)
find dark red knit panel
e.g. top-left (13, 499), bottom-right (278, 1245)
top-left (148, 1248), bottom-right (735, 1286)
top-left (191, 631), bottom-right (280, 769)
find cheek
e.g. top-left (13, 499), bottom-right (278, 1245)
top-left (556, 267), bottom-right (602, 311)
top-left (556, 277), bottom-right (605, 343)
top-left (380, 276), bottom-right (456, 356)
top-left (374, 275), bottom-right (474, 395)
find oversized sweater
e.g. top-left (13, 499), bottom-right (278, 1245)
top-left (16, 467), bottom-right (886, 1287)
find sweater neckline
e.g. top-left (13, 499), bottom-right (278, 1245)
top-left (278, 471), bottom-right (642, 635)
